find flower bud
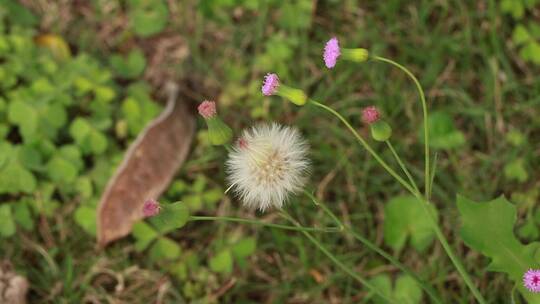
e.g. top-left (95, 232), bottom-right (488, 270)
top-left (143, 199), bottom-right (161, 217)
top-left (277, 85), bottom-right (307, 106)
top-left (341, 48), bottom-right (369, 63)
top-left (370, 121), bottom-right (392, 142)
top-left (261, 73), bottom-right (307, 106)
top-left (206, 117), bottom-right (233, 146)
top-left (198, 100), bottom-right (233, 146)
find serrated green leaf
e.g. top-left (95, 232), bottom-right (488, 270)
top-left (384, 195), bottom-right (438, 252)
top-left (457, 195), bottom-right (540, 302)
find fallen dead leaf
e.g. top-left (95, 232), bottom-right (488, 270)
top-left (0, 261), bottom-right (29, 304)
top-left (97, 82), bottom-right (195, 246)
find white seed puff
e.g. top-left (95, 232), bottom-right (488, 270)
top-left (226, 123), bottom-right (310, 211)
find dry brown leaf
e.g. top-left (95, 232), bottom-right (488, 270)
top-left (97, 82), bottom-right (195, 247)
top-left (0, 261), bottom-right (29, 304)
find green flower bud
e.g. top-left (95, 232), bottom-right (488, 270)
top-left (206, 117), bottom-right (233, 146)
top-left (370, 120), bottom-right (392, 142)
top-left (277, 85), bottom-right (307, 106)
top-left (341, 48), bottom-right (369, 63)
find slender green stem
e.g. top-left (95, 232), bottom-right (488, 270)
top-left (189, 216), bottom-right (341, 233)
top-left (279, 210), bottom-right (396, 303)
top-left (412, 193), bottom-right (487, 304)
top-left (373, 56), bottom-right (431, 199)
top-left (308, 99), bottom-right (416, 194)
top-left (385, 140), bottom-right (420, 194)
top-left (311, 100), bottom-right (486, 303)
top-left (304, 191), bottom-right (443, 304)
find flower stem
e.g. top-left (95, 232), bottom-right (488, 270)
top-left (372, 56), bottom-right (431, 200)
top-left (304, 191), bottom-right (443, 304)
top-left (385, 140), bottom-right (420, 193)
top-left (308, 99), bottom-right (416, 194)
top-left (189, 215), bottom-right (341, 233)
top-left (279, 210), bottom-right (397, 303)
top-left (309, 100), bottom-right (487, 303)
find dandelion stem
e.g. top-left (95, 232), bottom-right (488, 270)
top-left (372, 56), bottom-right (431, 200)
top-left (385, 140), bottom-right (420, 193)
top-left (279, 210), bottom-right (397, 303)
top-left (189, 216), bottom-right (340, 233)
top-left (303, 190), bottom-right (443, 304)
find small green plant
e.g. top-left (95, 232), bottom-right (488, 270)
top-left (0, 8), bottom-right (160, 239)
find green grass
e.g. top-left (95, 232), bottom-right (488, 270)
top-left (1, 0), bottom-right (539, 303)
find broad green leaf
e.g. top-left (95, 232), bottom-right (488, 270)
top-left (0, 205), bottom-right (16, 237)
top-left (69, 118), bottom-right (91, 143)
top-left (232, 237), bottom-right (257, 259)
top-left (128, 0), bottom-right (169, 37)
top-left (368, 275), bottom-right (393, 304)
top-left (421, 111), bottom-right (465, 150)
top-left (17, 145), bottom-right (42, 170)
top-left (369, 274), bottom-right (422, 304)
top-left (149, 237), bottom-right (181, 261)
top-left (132, 221), bottom-right (159, 251)
top-left (110, 49), bottom-right (146, 79)
top-left (504, 158), bottom-right (528, 183)
top-left (457, 195), bottom-right (540, 302)
top-left (8, 100), bottom-right (38, 140)
top-left (74, 205), bottom-right (97, 236)
top-left (12, 201), bottom-right (33, 231)
top-left (394, 275), bottom-right (422, 304)
top-left (151, 202), bottom-right (190, 234)
top-left (46, 156), bottom-right (78, 183)
top-left (384, 195), bottom-right (438, 252)
top-left (513, 24), bottom-right (531, 45)
top-left (0, 161), bottom-right (36, 194)
top-left (209, 249), bottom-right (233, 274)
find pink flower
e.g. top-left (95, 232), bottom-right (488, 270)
top-left (323, 37), bottom-right (341, 68)
top-left (142, 199), bottom-right (161, 217)
top-left (261, 73), bottom-right (280, 96)
top-left (362, 106), bottom-right (380, 124)
top-left (524, 269), bottom-right (540, 293)
top-left (198, 100), bottom-right (217, 119)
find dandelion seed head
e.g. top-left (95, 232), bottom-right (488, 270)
top-left (261, 73), bottom-right (280, 96)
top-left (324, 37), bottom-right (341, 68)
top-left (226, 123), bottom-right (310, 211)
top-left (524, 269), bottom-right (540, 293)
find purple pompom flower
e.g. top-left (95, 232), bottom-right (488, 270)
top-left (323, 37), bottom-right (341, 68)
top-left (524, 269), bottom-right (540, 293)
top-left (262, 73), bottom-right (280, 96)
